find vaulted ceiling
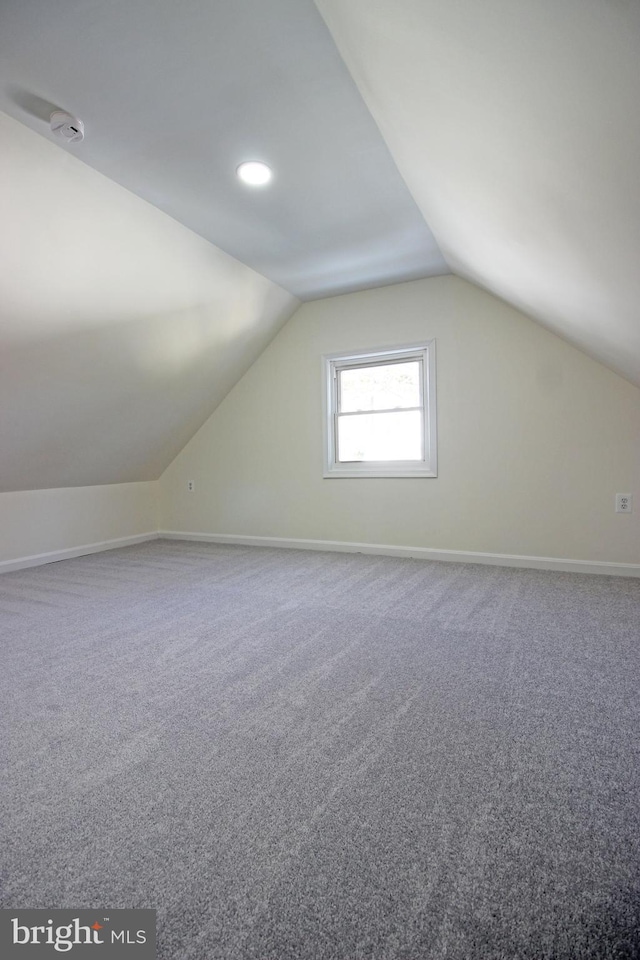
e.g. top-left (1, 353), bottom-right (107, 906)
top-left (0, 0), bottom-right (446, 300)
top-left (0, 112), bottom-right (298, 491)
top-left (1, 0), bottom-right (639, 492)
top-left (316, 0), bottom-right (640, 385)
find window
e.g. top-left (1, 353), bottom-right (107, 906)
top-left (323, 341), bottom-right (437, 478)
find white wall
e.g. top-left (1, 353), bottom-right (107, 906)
top-left (159, 276), bottom-right (640, 565)
top-left (0, 482), bottom-right (158, 569)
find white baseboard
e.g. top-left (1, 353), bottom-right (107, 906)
top-left (4, 529), bottom-right (638, 578)
top-left (159, 530), bottom-right (640, 578)
top-left (0, 532), bottom-right (159, 574)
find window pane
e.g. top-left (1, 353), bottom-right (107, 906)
top-left (339, 361), bottom-right (420, 412)
top-left (337, 410), bottom-right (423, 462)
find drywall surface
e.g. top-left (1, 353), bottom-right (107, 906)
top-left (315, 0), bottom-right (640, 386)
top-left (0, 0), bottom-right (446, 299)
top-left (0, 111), bottom-right (298, 491)
top-left (0, 482), bottom-right (158, 564)
top-left (160, 276), bottom-right (640, 564)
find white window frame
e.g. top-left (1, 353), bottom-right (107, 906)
top-left (323, 341), bottom-right (437, 478)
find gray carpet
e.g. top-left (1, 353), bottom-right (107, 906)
top-left (1, 540), bottom-right (639, 959)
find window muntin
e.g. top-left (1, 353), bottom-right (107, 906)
top-left (323, 343), bottom-right (437, 478)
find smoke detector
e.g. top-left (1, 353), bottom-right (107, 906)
top-left (50, 110), bottom-right (84, 143)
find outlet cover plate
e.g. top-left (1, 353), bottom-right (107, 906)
top-left (615, 493), bottom-right (633, 513)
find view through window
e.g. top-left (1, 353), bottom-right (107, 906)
top-left (324, 343), bottom-right (437, 478)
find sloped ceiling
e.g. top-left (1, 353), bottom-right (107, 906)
top-left (0, 0), bottom-right (446, 301)
top-left (0, 0), bottom-right (448, 494)
top-left (0, 113), bottom-right (297, 491)
top-left (2, 0), bottom-right (640, 494)
top-left (316, 0), bottom-right (640, 386)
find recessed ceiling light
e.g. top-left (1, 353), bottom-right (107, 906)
top-left (236, 161), bottom-right (272, 186)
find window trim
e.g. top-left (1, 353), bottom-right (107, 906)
top-left (322, 341), bottom-right (437, 478)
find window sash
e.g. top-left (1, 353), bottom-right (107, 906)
top-left (336, 357), bottom-right (424, 417)
top-left (333, 355), bottom-right (426, 464)
top-left (323, 342), bottom-right (437, 479)
top-left (336, 409), bottom-right (425, 464)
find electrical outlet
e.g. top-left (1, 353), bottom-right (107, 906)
top-left (187, 480), bottom-right (194, 492)
top-left (615, 493), bottom-right (632, 514)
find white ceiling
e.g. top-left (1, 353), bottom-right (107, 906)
top-left (2, 0), bottom-right (639, 493)
top-left (316, 0), bottom-right (640, 385)
top-left (0, 0), bottom-right (447, 300)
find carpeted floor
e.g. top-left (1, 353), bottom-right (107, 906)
top-left (1, 540), bottom-right (639, 959)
